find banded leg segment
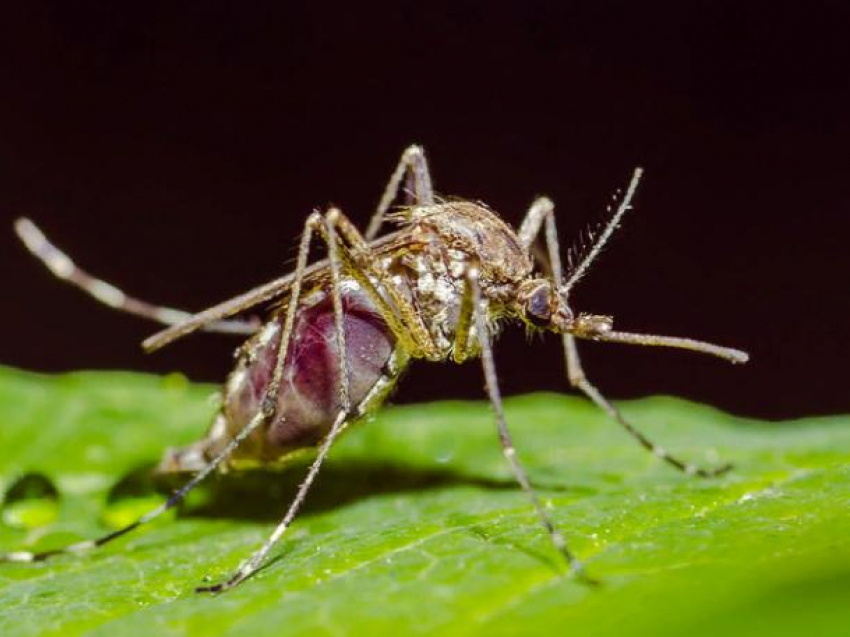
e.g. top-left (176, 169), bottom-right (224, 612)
top-left (366, 144), bottom-right (435, 241)
top-left (466, 267), bottom-right (594, 583)
top-left (14, 218), bottom-right (259, 335)
top-left (517, 191), bottom-right (734, 478)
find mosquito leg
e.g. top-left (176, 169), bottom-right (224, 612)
top-left (323, 208), bottom-right (440, 360)
top-left (450, 271), bottom-right (475, 363)
top-left (14, 218), bottom-right (259, 335)
top-left (466, 266), bottom-right (596, 584)
top-left (563, 334), bottom-right (732, 477)
top-left (517, 194), bottom-right (732, 478)
top-left (365, 144), bottom-right (435, 241)
top-left (518, 196), bottom-right (563, 281)
top-left (1, 212), bottom-right (326, 564)
top-left (197, 212), bottom-right (354, 594)
top-left (141, 146), bottom-right (434, 351)
top-left (196, 408), bottom-right (351, 594)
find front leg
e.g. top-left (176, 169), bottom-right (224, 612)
top-left (465, 266), bottom-right (595, 584)
top-left (563, 332), bottom-right (732, 478)
top-left (517, 188), bottom-right (732, 478)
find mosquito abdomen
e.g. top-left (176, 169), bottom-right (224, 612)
top-left (220, 286), bottom-right (396, 462)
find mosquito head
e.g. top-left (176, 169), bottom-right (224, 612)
top-left (516, 278), bottom-right (574, 331)
top-left (516, 278), bottom-right (619, 339)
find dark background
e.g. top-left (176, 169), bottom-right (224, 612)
top-left (0, 1), bottom-right (847, 420)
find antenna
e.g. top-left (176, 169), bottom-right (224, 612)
top-left (561, 167), bottom-right (643, 295)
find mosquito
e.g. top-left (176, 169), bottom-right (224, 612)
top-left (6, 145), bottom-right (748, 592)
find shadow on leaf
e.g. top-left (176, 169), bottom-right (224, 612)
top-left (105, 460), bottom-right (598, 523)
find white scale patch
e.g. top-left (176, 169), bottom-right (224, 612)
top-left (48, 251), bottom-right (75, 278)
top-left (405, 251), bottom-right (473, 355)
top-left (256, 321), bottom-right (280, 347)
top-left (89, 280), bottom-right (126, 308)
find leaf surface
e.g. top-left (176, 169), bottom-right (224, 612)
top-left (0, 366), bottom-right (848, 637)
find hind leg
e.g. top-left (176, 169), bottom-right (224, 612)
top-left (15, 218), bottom-right (258, 335)
top-left (1, 210), bottom-right (332, 566)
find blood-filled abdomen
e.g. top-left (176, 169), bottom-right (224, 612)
top-left (211, 285), bottom-right (397, 465)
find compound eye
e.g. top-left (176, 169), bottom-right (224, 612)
top-left (526, 286), bottom-right (553, 327)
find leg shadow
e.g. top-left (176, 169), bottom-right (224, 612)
top-left (110, 459), bottom-right (597, 522)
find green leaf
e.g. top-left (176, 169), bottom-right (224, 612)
top-left (0, 365), bottom-right (848, 637)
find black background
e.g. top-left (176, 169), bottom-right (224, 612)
top-left (0, 1), bottom-right (847, 420)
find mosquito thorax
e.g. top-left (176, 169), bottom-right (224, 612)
top-left (408, 200), bottom-right (534, 286)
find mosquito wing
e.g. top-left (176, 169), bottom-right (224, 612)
top-left (142, 229), bottom-right (415, 352)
